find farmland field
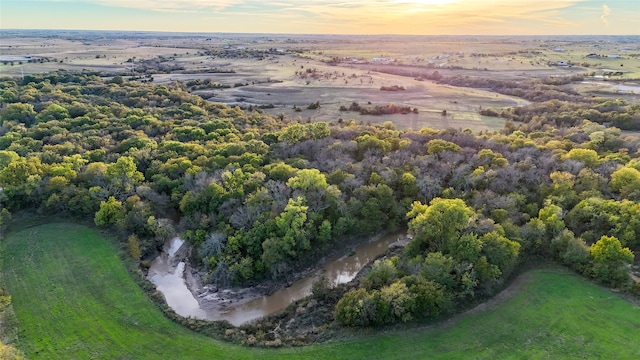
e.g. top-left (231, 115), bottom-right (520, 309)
top-left (3, 32), bottom-right (638, 133)
top-left (2, 223), bottom-right (639, 359)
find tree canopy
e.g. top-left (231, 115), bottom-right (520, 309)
top-left (0, 71), bottom-right (638, 330)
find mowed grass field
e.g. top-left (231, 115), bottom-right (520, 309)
top-left (2, 223), bottom-right (640, 359)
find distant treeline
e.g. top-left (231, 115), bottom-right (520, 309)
top-left (340, 101), bottom-right (417, 115)
top-left (481, 98), bottom-right (640, 131)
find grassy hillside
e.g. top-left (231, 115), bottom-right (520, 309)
top-left (1, 223), bottom-right (639, 359)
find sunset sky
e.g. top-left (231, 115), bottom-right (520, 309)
top-left (2, 0), bottom-right (638, 35)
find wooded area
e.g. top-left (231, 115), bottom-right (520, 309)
top-left (0, 71), bottom-right (638, 333)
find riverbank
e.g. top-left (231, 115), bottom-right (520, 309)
top-left (149, 231), bottom-right (409, 326)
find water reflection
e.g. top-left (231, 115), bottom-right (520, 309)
top-left (147, 238), bottom-right (209, 320)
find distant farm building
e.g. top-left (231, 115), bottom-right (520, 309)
top-left (0, 55), bottom-right (47, 65)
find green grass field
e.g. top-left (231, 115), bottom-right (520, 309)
top-left (2, 223), bottom-right (639, 359)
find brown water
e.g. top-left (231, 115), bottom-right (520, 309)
top-left (148, 232), bottom-right (406, 326)
top-left (147, 238), bottom-right (208, 319)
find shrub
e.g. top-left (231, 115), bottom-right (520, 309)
top-left (334, 288), bottom-right (372, 326)
top-left (361, 259), bottom-right (397, 290)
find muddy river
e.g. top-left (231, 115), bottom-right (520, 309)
top-left (146, 238), bottom-right (208, 320)
top-left (147, 232), bottom-right (406, 326)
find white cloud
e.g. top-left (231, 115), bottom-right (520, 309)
top-left (601, 4), bottom-right (611, 26)
top-left (87, 0), bottom-right (245, 12)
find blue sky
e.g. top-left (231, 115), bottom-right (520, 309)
top-left (1, 0), bottom-right (638, 35)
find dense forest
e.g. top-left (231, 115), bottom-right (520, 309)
top-left (0, 71), bottom-right (639, 334)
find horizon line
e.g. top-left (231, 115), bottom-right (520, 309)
top-left (2, 29), bottom-right (639, 37)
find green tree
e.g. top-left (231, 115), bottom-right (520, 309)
top-left (334, 288), bottom-right (372, 326)
top-left (406, 198), bottom-right (473, 257)
top-left (287, 168), bottom-right (328, 191)
top-left (567, 198), bottom-right (640, 247)
top-left (36, 103), bottom-right (69, 123)
top-left (288, 168), bottom-right (339, 212)
top-left (127, 234), bottom-right (142, 261)
top-left (402, 275), bottom-right (446, 319)
top-left (317, 219), bottom-right (332, 243)
top-left (477, 149), bottom-right (508, 167)
top-left (179, 182), bottom-right (227, 216)
top-left (420, 252), bottom-right (457, 290)
top-left (221, 168), bottom-right (250, 198)
top-left (479, 231), bottom-right (520, 274)
top-left (520, 217), bottom-right (546, 253)
top-left (537, 203), bottom-right (565, 237)
top-left (448, 233), bottom-right (482, 263)
top-left (1, 102), bottom-right (36, 126)
top-left (261, 197), bottom-right (309, 276)
top-left (351, 183), bottom-right (399, 233)
top-left (309, 122), bottom-right (330, 139)
top-left (278, 124), bottom-right (305, 143)
top-left (106, 156), bottom-right (144, 196)
top-left (551, 229), bottom-right (590, 272)
top-left (398, 172), bottom-right (418, 199)
top-left (570, 168), bottom-right (603, 201)
top-left (609, 166), bottom-right (640, 200)
top-left (94, 196), bottom-right (124, 227)
top-left (276, 197), bottom-right (309, 252)
top-left (379, 281), bottom-right (413, 323)
top-left (266, 162), bottom-right (297, 181)
top-left (546, 171), bottom-right (578, 208)
top-left (0, 157), bottom-right (43, 187)
top-left (426, 139), bottom-right (461, 155)
top-left (0, 151), bottom-right (20, 170)
top-left (564, 148), bottom-right (600, 168)
top-left (355, 134), bottom-right (391, 160)
top-left (362, 259), bottom-right (398, 290)
top-left (590, 235), bottom-right (634, 287)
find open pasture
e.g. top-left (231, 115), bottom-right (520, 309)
top-left (2, 223), bottom-right (639, 359)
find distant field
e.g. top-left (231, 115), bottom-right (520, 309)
top-left (2, 223), bottom-right (640, 359)
top-left (4, 33), bottom-right (638, 132)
